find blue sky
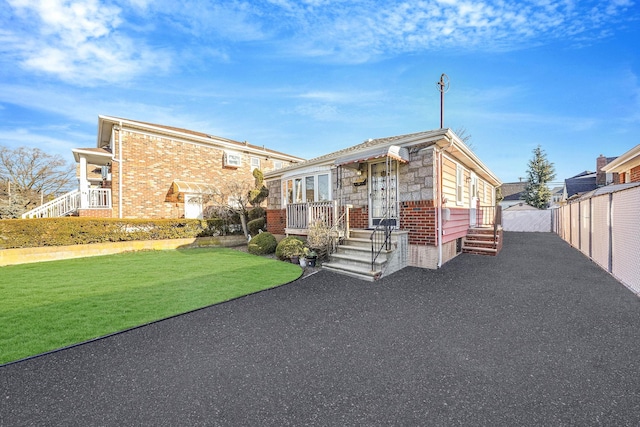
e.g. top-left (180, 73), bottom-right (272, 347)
top-left (1, 0), bottom-right (638, 186)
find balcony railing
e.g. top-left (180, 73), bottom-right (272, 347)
top-left (87, 188), bottom-right (111, 209)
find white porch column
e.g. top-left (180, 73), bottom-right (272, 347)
top-left (79, 155), bottom-right (89, 209)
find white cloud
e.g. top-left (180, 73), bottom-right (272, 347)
top-left (5, 0), bottom-right (168, 84)
top-left (259, 0), bottom-right (636, 62)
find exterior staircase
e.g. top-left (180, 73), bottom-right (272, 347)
top-left (21, 190), bottom-right (80, 219)
top-left (462, 226), bottom-right (503, 256)
top-left (323, 229), bottom-right (406, 282)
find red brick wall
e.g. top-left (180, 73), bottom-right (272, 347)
top-left (631, 165), bottom-right (640, 183)
top-left (266, 209), bottom-right (286, 235)
top-left (111, 128), bottom-right (290, 219)
top-left (399, 200), bottom-right (437, 246)
top-left (349, 206), bottom-right (369, 229)
top-left (618, 173), bottom-right (626, 184)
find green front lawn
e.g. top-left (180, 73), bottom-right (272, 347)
top-left (0, 248), bottom-right (301, 365)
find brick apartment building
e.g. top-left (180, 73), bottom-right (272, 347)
top-left (66, 116), bottom-right (304, 219)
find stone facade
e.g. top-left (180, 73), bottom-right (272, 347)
top-left (400, 148), bottom-right (435, 202)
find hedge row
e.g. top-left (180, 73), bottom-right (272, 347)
top-left (0, 217), bottom-right (241, 249)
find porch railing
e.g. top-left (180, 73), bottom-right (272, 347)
top-left (286, 201), bottom-right (336, 230)
top-left (475, 205), bottom-right (502, 245)
top-left (476, 205), bottom-right (502, 228)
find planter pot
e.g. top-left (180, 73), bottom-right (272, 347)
top-left (299, 257), bottom-right (307, 267)
top-left (306, 257), bottom-right (317, 267)
top-left (290, 255), bottom-right (299, 264)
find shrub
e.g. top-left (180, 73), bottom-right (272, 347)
top-left (248, 206), bottom-right (265, 221)
top-left (275, 236), bottom-right (305, 260)
top-left (306, 220), bottom-right (333, 259)
top-left (247, 217), bottom-right (265, 236)
top-left (0, 218), bottom-right (207, 249)
top-left (247, 232), bottom-right (277, 255)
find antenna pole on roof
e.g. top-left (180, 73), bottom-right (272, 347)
top-left (436, 73), bottom-right (450, 129)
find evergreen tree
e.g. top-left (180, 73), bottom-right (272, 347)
top-left (522, 145), bottom-right (556, 209)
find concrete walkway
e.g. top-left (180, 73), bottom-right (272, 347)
top-left (1, 232), bottom-right (639, 426)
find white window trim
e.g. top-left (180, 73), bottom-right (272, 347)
top-left (456, 164), bottom-right (464, 206)
top-left (250, 157), bottom-right (260, 170)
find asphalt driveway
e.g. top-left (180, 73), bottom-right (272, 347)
top-left (2, 232), bottom-right (639, 426)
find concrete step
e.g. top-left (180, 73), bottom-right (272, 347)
top-left (322, 262), bottom-right (381, 282)
top-left (462, 245), bottom-right (498, 253)
top-left (330, 252), bottom-right (385, 268)
top-left (341, 237), bottom-right (372, 247)
top-left (348, 229), bottom-right (400, 242)
top-left (335, 244), bottom-right (391, 260)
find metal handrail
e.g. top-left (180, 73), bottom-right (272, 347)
top-left (493, 205), bottom-right (502, 246)
top-left (370, 211), bottom-right (392, 271)
top-left (327, 205), bottom-right (350, 254)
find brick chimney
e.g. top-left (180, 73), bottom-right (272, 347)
top-left (596, 154), bottom-right (608, 186)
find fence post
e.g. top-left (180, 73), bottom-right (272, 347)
top-left (608, 193), bottom-right (613, 273)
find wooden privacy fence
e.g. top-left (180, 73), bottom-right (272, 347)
top-left (552, 183), bottom-right (640, 296)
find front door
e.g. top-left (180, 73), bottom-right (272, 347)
top-left (369, 159), bottom-right (399, 228)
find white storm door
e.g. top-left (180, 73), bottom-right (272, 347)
top-left (469, 173), bottom-right (478, 226)
top-left (369, 160), bottom-right (399, 228)
top-left (184, 194), bottom-right (203, 219)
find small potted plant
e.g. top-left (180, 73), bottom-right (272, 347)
top-left (305, 248), bottom-right (318, 267)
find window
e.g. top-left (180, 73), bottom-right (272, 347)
top-left (250, 157), bottom-right (260, 170)
top-left (294, 178), bottom-right (303, 203)
top-left (274, 161), bottom-right (283, 170)
top-left (318, 174), bottom-right (329, 201)
top-left (284, 179), bottom-right (293, 204)
top-left (456, 164), bottom-right (464, 205)
top-left (282, 172), bottom-right (332, 205)
top-left (224, 151), bottom-right (242, 168)
top-left (305, 176), bottom-right (315, 202)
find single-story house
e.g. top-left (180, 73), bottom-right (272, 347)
top-left (23, 116), bottom-right (304, 219)
top-left (499, 182), bottom-right (527, 209)
top-left (264, 128), bottom-right (502, 279)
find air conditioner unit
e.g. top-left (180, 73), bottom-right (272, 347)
top-left (224, 151), bottom-right (242, 168)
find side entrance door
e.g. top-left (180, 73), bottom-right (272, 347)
top-left (469, 172), bottom-right (478, 226)
top-left (184, 194), bottom-right (203, 219)
top-left (369, 159), bottom-right (399, 228)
